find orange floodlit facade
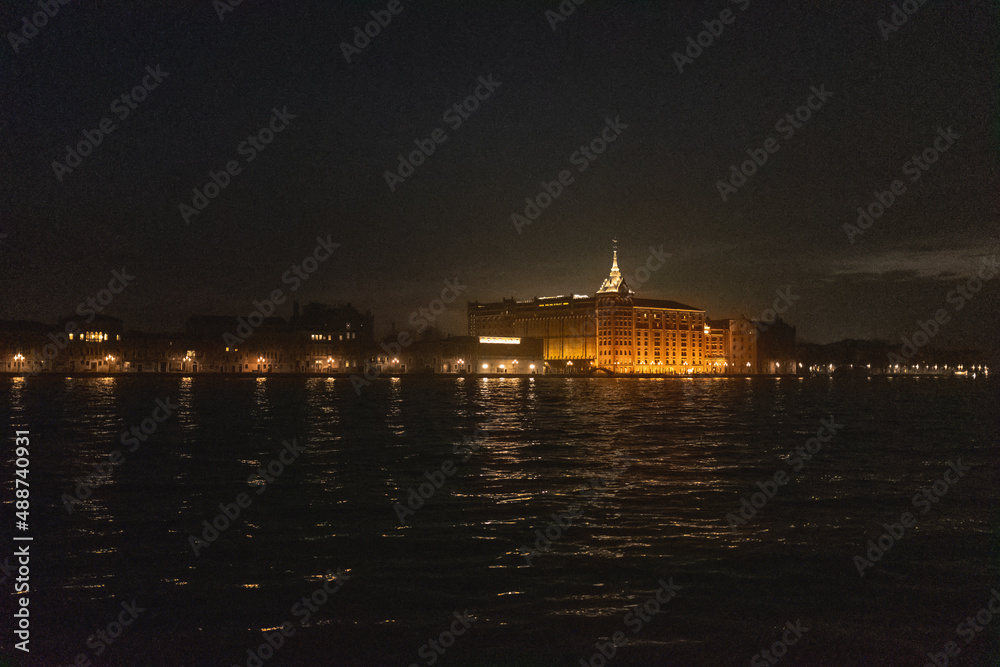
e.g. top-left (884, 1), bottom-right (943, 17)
top-left (468, 245), bottom-right (756, 374)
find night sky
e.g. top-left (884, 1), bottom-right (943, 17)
top-left (1, 1), bottom-right (996, 353)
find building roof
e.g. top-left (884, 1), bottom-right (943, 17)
top-left (631, 298), bottom-right (702, 311)
top-left (596, 244), bottom-right (633, 295)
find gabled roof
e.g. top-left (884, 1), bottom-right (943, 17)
top-left (596, 248), bottom-right (633, 295)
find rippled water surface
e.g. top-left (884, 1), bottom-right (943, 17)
top-left (2, 375), bottom-right (997, 666)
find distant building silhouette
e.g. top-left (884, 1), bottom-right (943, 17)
top-left (753, 316), bottom-right (796, 374)
top-left (0, 271), bottom-right (984, 377)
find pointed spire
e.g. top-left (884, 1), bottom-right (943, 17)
top-left (598, 238), bottom-right (631, 295)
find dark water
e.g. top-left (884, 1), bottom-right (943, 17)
top-left (1, 375), bottom-right (997, 666)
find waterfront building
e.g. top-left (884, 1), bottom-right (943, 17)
top-left (376, 335), bottom-right (544, 375)
top-left (754, 316), bottom-right (796, 374)
top-left (0, 315), bottom-right (125, 373)
top-left (468, 245), bottom-right (756, 374)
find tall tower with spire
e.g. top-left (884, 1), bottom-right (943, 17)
top-left (595, 238), bottom-right (636, 371)
top-left (597, 238), bottom-right (633, 295)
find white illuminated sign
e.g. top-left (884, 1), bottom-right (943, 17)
top-left (478, 336), bottom-right (521, 344)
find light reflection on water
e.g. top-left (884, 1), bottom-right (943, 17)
top-left (1, 375), bottom-right (996, 665)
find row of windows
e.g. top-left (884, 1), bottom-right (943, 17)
top-left (309, 333), bottom-right (356, 341)
top-left (67, 332), bottom-right (119, 342)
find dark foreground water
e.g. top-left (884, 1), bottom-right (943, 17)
top-left (1, 375), bottom-right (997, 666)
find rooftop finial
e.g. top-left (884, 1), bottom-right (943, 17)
top-left (598, 238), bottom-right (630, 294)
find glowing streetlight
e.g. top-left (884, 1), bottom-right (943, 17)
top-left (482, 363), bottom-right (488, 370)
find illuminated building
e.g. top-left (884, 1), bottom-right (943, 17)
top-left (377, 335), bottom-right (544, 374)
top-left (707, 318), bottom-right (756, 375)
top-left (469, 244), bottom-right (757, 374)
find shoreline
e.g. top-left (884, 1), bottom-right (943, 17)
top-left (0, 372), bottom-right (974, 380)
